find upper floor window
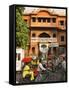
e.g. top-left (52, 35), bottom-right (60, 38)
top-left (52, 18), bottom-right (56, 23)
top-left (38, 18), bottom-right (42, 22)
top-left (61, 36), bottom-right (64, 41)
top-left (24, 19), bottom-right (27, 23)
top-left (32, 33), bottom-right (36, 37)
top-left (47, 18), bottom-right (50, 23)
top-left (32, 17), bottom-right (36, 22)
top-left (43, 18), bottom-right (46, 22)
top-left (60, 21), bottom-right (64, 26)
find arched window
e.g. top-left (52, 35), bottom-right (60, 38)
top-left (39, 32), bottom-right (50, 38)
top-left (32, 47), bottom-right (35, 53)
top-left (32, 33), bottom-right (36, 37)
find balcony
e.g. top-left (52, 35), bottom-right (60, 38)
top-left (31, 17), bottom-right (57, 28)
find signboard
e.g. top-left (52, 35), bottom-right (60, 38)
top-left (39, 44), bottom-right (49, 53)
top-left (49, 43), bottom-right (59, 47)
top-left (31, 37), bottom-right (57, 42)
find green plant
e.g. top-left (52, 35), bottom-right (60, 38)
top-left (16, 7), bottom-right (29, 50)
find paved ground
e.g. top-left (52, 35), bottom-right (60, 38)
top-left (16, 67), bottom-right (66, 84)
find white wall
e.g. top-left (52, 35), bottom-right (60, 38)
top-left (0, 0), bottom-right (69, 89)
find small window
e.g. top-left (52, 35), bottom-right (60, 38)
top-left (32, 17), bottom-right (36, 22)
top-left (43, 18), bottom-right (46, 22)
top-left (61, 36), bottom-right (64, 41)
top-left (60, 21), bottom-right (64, 26)
top-left (24, 19), bottom-right (27, 23)
top-left (32, 33), bottom-right (36, 37)
top-left (47, 18), bottom-right (50, 23)
top-left (52, 18), bottom-right (56, 23)
top-left (38, 18), bottom-right (41, 22)
top-left (18, 53), bottom-right (21, 61)
top-left (53, 33), bottom-right (56, 37)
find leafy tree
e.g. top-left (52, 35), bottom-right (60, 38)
top-left (16, 7), bottom-right (29, 50)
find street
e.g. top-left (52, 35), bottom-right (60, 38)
top-left (16, 67), bottom-right (66, 84)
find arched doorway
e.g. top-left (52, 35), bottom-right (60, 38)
top-left (38, 32), bottom-right (50, 60)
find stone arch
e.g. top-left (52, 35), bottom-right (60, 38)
top-left (38, 32), bottom-right (50, 38)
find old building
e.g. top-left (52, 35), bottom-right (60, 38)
top-left (22, 8), bottom-right (66, 57)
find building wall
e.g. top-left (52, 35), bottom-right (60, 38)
top-left (23, 9), bottom-right (66, 56)
top-left (30, 30), bottom-right (52, 37)
top-left (57, 16), bottom-right (66, 30)
top-left (57, 31), bottom-right (66, 45)
top-left (30, 30), bottom-right (52, 55)
top-left (30, 11), bottom-right (57, 27)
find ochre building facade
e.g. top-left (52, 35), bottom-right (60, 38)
top-left (22, 9), bottom-right (66, 57)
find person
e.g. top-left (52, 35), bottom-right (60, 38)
top-left (56, 55), bottom-right (66, 71)
top-left (35, 59), bottom-right (46, 82)
top-left (61, 57), bottom-right (66, 71)
top-left (37, 59), bottom-right (46, 72)
top-left (22, 62), bottom-right (34, 81)
top-left (31, 55), bottom-right (39, 65)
